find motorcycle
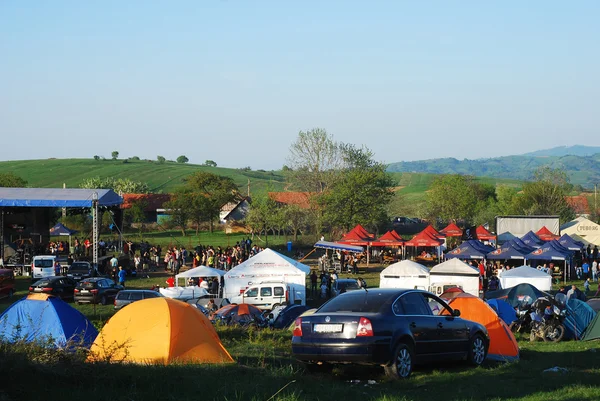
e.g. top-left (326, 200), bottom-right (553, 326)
top-left (529, 294), bottom-right (567, 342)
top-left (509, 301), bottom-right (534, 334)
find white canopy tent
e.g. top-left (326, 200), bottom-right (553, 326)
top-left (379, 260), bottom-right (430, 290)
top-left (224, 248), bottom-right (310, 305)
top-left (560, 217), bottom-right (600, 237)
top-left (429, 258), bottom-right (480, 297)
top-left (175, 266), bottom-right (225, 286)
top-left (499, 265), bottom-right (552, 292)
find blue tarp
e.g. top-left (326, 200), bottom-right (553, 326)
top-left (558, 234), bottom-right (584, 251)
top-left (520, 231), bottom-right (545, 248)
top-left (446, 240), bottom-right (493, 260)
top-left (526, 240), bottom-right (573, 261)
top-left (564, 298), bottom-right (596, 340)
top-left (0, 295), bottom-right (98, 348)
top-left (0, 188), bottom-right (122, 208)
top-left (315, 241), bottom-right (364, 252)
top-left (486, 298), bottom-right (518, 325)
top-left (487, 240), bottom-right (531, 260)
top-left (485, 283), bottom-right (550, 308)
top-left (49, 222), bottom-right (78, 236)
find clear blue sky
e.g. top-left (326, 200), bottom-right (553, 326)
top-left (1, 1), bottom-right (598, 169)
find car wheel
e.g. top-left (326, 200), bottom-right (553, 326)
top-left (468, 334), bottom-right (487, 366)
top-left (100, 295), bottom-right (108, 305)
top-left (384, 343), bottom-right (413, 379)
top-left (271, 303), bottom-right (280, 310)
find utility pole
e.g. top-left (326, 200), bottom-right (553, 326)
top-left (92, 192), bottom-right (99, 269)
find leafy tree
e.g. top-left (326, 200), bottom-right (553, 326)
top-left (425, 175), bottom-right (480, 223)
top-left (124, 197), bottom-right (148, 239)
top-left (131, 156), bottom-right (140, 161)
top-left (93, 155), bottom-right (100, 161)
top-left (80, 177), bottom-right (149, 194)
top-left (286, 128), bottom-right (341, 193)
top-left (520, 167), bottom-right (575, 221)
top-left (204, 160), bottom-right (217, 167)
top-left (157, 155), bottom-right (166, 164)
top-left (245, 195), bottom-right (279, 246)
top-left (177, 155), bottom-right (189, 164)
top-left (0, 172), bottom-right (27, 187)
top-left (495, 185), bottom-right (521, 215)
top-left (283, 204), bottom-right (310, 241)
top-left (164, 189), bottom-right (192, 236)
top-left (111, 151), bottom-right (119, 160)
top-left (318, 144), bottom-right (395, 231)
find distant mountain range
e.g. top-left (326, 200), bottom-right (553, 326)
top-left (387, 146), bottom-right (600, 188)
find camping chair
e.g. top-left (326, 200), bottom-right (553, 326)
top-left (332, 261), bottom-right (342, 274)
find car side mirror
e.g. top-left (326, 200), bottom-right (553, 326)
top-left (452, 309), bottom-right (461, 317)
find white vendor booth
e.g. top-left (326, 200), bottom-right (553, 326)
top-left (160, 266), bottom-right (225, 301)
top-left (429, 258), bottom-right (480, 297)
top-left (223, 248), bottom-right (310, 305)
top-left (499, 265), bottom-right (552, 292)
top-left (379, 260), bottom-right (430, 290)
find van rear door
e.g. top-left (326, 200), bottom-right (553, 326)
top-left (33, 258), bottom-right (56, 279)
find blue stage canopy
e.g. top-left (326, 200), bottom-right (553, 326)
top-left (315, 241), bottom-right (364, 253)
top-left (49, 223), bottom-right (78, 236)
top-left (0, 188), bottom-right (122, 208)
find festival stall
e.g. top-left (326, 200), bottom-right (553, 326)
top-left (429, 258), bottom-right (480, 297)
top-left (379, 260), bottom-right (430, 290)
top-left (499, 265), bottom-right (552, 292)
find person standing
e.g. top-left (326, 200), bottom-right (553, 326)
top-left (583, 260), bottom-right (590, 280)
top-left (310, 271), bottom-right (318, 297)
top-left (593, 260), bottom-right (598, 282)
top-left (118, 266), bottom-right (126, 287)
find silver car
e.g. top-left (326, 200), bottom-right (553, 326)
top-left (114, 289), bottom-right (164, 309)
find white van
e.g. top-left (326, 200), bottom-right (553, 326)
top-left (229, 281), bottom-right (291, 310)
top-left (32, 255), bottom-right (57, 280)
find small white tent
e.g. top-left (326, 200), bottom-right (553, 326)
top-left (223, 248), bottom-right (310, 305)
top-left (175, 266), bottom-right (225, 286)
top-left (429, 259), bottom-right (480, 297)
top-left (380, 260), bottom-right (430, 290)
top-left (499, 265), bottom-right (552, 291)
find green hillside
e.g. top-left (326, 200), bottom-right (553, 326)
top-left (387, 153), bottom-right (600, 188)
top-left (0, 158), bottom-right (286, 195)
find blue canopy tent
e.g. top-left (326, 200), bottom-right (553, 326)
top-left (526, 240), bottom-right (573, 282)
top-left (466, 240), bottom-right (495, 253)
top-left (520, 231), bottom-right (545, 249)
top-left (49, 222), bottom-right (77, 236)
top-left (486, 240), bottom-right (530, 261)
top-left (445, 240), bottom-right (490, 260)
top-left (558, 234), bottom-right (584, 251)
top-left (512, 237), bottom-right (534, 252)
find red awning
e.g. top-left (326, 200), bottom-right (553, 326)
top-left (440, 222), bottom-right (463, 237)
top-left (423, 224), bottom-right (445, 238)
top-left (370, 230), bottom-right (405, 247)
top-left (350, 224), bottom-right (375, 239)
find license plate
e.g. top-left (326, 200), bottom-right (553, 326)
top-left (80, 290), bottom-right (89, 294)
top-left (313, 323), bottom-right (343, 333)
top-left (34, 288), bottom-right (42, 292)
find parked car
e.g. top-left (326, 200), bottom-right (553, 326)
top-left (31, 255), bottom-right (58, 280)
top-left (0, 269), bottom-right (16, 300)
top-left (292, 288), bottom-right (489, 378)
top-left (331, 279), bottom-right (362, 297)
top-left (29, 276), bottom-right (77, 300)
top-left (67, 261), bottom-right (97, 281)
top-left (74, 278), bottom-right (123, 305)
top-left (114, 289), bottom-right (164, 309)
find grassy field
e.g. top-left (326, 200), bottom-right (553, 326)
top-left (1, 266), bottom-right (600, 401)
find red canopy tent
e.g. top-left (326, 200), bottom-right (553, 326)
top-left (351, 224), bottom-right (375, 240)
top-left (423, 224), bottom-right (444, 238)
top-left (440, 223), bottom-right (463, 237)
top-left (369, 230), bottom-right (405, 247)
top-left (475, 225), bottom-right (496, 241)
top-left (338, 230), bottom-right (370, 245)
top-left (536, 226), bottom-right (560, 241)
top-left (404, 231), bottom-right (444, 247)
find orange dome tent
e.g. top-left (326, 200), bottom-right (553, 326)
top-left (443, 293), bottom-right (519, 362)
top-left (88, 298), bottom-right (233, 365)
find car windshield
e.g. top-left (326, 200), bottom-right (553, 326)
top-left (318, 290), bottom-right (394, 313)
top-left (339, 280), bottom-right (360, 291)
top-left (69, 263), bottom-right (89, 271)
top-left (78, 281), bottom-right (96, 289)
top-left (34, 259), bottom-right (53, 268)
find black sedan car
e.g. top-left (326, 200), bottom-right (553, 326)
top-left (74, 278), bottom-right (123, 305)
top-left (29, 277), bottom-right (77, 300)
top-left (292, 288), bottom-right (489, 378)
